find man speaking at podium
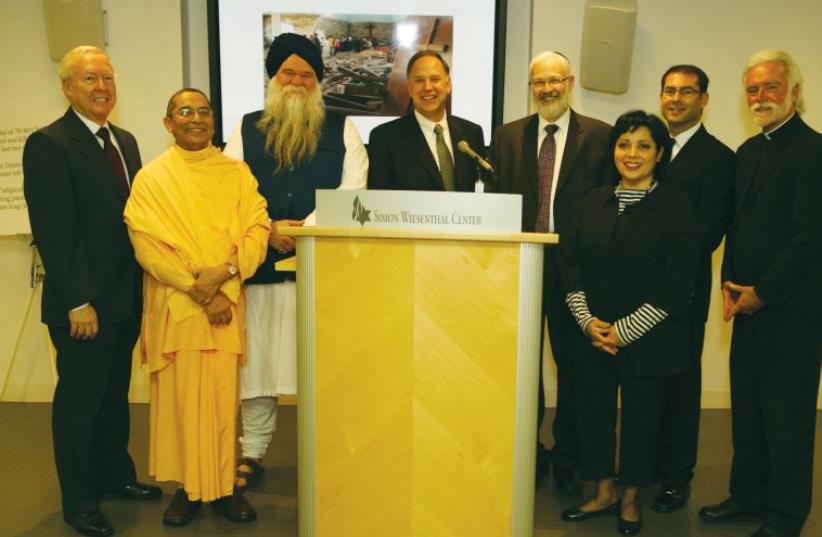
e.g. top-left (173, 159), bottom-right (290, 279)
top-left (367, 50), bottom-right (485, 192)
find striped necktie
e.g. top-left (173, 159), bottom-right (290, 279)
top-left (434, 123), bottom-right (455, 191)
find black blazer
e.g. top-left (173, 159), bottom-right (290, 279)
top-left (23, 108), bottom-right (143, 327)
top-left (722, 114), bottom-right (822, 329)
top-left (560, 184), bottom-right (700, 376)
top-left (488, 110), bottom-right (611, 305)
top-left (661, 124), bottom-right (734, 322)
top-left (367, 113), bottom-right (485, 192)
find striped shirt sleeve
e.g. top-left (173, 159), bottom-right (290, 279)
top-left (614, 303), bottom-right (668, 345)
top-left (565, 290), bottom-right (595, 335)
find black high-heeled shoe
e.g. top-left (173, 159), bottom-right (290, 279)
top-left (561, 500), bottom-right (619, 521)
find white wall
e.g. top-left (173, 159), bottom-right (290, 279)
top-left (3, 0), bottom-right (821, 407)
top-left (0, 0), bottom-right (183, 402)
top-left (530, 0), bottom-right (822, 407)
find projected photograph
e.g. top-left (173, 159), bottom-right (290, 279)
top-left (262, 13), bottom-right (454, 116)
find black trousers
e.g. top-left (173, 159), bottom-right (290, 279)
top-left (655, 315), bottom-right (705, 485)
top-left (574, 359), bottom-right (667, 485)
top-left (49, 312), bottom-right (140, 515)
top-left (728, 318), bottom-right (821, 534)
top-left (538, 300), bottom-right (580, 471)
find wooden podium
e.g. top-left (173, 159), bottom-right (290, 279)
top-left (281, 226), bottom-right (557, 537)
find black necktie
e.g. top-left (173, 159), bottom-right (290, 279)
top-left (96, 127), bottom-right (129, 192)
top-left (536, 124), bottom-right (559, 232)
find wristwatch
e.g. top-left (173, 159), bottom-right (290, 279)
top-left (225, 263), bottom-right (238, 276)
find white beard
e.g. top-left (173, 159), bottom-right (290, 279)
top-left (256, 79), bottom-right (325, 172)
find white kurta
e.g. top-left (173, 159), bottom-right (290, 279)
top-left (240, 281), bottom-right (297, 398)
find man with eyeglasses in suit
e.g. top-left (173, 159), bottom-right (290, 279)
top-left (488, 51), bottom-right (611, 496)
top-left (651, 64), bottom-right (734, 514)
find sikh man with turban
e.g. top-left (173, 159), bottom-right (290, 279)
top-left (124, 88), bottom-right (270, 526)
top-left (223, 32), bottom-right (368, 491)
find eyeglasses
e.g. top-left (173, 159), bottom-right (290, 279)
top-left (173, 107), bottom-right (213, 119)
top-left (529, 76), bottom-right (571, 89)
top-left (662, 87), bottom-right (701, 98)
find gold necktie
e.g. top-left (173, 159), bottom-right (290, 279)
top-left (434, 124), bottom-right (455, 191)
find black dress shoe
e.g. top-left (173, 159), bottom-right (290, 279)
top-left (699, 496), bottom-right (762, 523)
top-left (751, 523), bottom-right (799, 537)
top-left (651, 481), bottom-right (690, 513)
top-left (554, 468), bottom-right (583, 496)
top-left (163, 489), bottom-right (201, 526)
top-left (64, 511), bottom-right (114, 537)
top-left (561, 501), bottom-right (619, 521)
top-left (213, 491), bottom-right (257, 523)
top-left (100, 482), bottom-right (162, 500)
top-left (617, 505), bottom-right (642, 536)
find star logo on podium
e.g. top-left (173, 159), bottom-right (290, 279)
top-left (352, 195), bottom-right (371, 226)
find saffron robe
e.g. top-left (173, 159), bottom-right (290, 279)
top-left (124, 144), bottom-right (269, 500)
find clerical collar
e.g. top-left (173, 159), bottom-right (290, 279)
top-left (763, 112), bottom-right (796, 141)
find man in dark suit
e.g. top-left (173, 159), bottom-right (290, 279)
top-left (651, 64), bottom-right (734, 513)
top-left (699, 50), bottom-right (822, 537)
top-left (488, 51), bottom-right (611, 495)
top-left (368, 50), bottom-right (485, 192)
top-left (23, 46), bottom-right (160, 537)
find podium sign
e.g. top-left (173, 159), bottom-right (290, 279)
top-left (316, 189), bottom-right (522, 232)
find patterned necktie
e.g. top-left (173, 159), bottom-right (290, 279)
top-left (434, 123), bottom-right (455, 191)
top-left (536, 124), bottom-right (559, 232)
top-left (96, 127), bottom-right (129, 192)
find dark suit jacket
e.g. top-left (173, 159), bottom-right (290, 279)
top-left (560, 184), bottom-right (701, 376)
top-left (661, 124), bottom-right (734, 323)
top-left (488, 109), bottom-right (611, 306)
top-left (23, 108), bottom-right (142, 327)
top-left (722, 114), bottom-right (822, 330)
top-left (367, 113), bottom-right (485, 191)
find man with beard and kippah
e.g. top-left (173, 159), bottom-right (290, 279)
top-left (488, 51), bottom-right (611, 497)
top-left (222, 32), bottom-right (368, 492)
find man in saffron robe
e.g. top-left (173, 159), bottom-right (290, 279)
top-left (123, 89), bottom-right (270, 526)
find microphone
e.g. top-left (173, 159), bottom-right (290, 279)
top-left (457, 140), bottom-right (495, 173)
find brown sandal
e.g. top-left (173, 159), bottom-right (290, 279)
top-left (234, 457), bottom-right (264, 492)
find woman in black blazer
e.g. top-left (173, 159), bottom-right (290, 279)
top-left (558, 111), bottom-right (700, 536)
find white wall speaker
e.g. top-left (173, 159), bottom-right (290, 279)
top-left (43, 0), bottom-right (104, 62)
top-left (579, 0), bottom-right (638, 94)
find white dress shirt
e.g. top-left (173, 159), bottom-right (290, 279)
top-left (72, 107), bottom-right (131, 185)
top-left (670, 122), bottom-right (701, 162)
top-left (413, 110), bottom-right (454, 172)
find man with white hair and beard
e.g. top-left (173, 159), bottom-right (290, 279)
top-left (488, 51), bottom-right (611, 496)
top-left (699, 50), bottom-right (822, 537)
top-left (223, 32), bottom-right (368, 491)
